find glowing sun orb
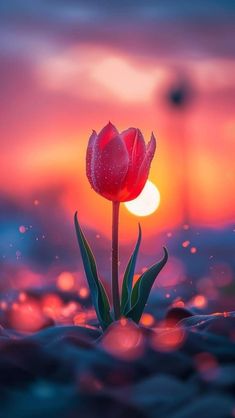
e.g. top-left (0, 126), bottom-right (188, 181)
top-left (124, 180), bottom-right (160, 217)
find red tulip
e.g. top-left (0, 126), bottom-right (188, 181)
top-left (86, 122), bottom-right (156, 202)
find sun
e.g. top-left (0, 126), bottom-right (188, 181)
top-left (124, 180), bottom-right (160, 217)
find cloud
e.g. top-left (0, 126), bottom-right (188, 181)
top-left (35, 45), bottom-right (163, 103)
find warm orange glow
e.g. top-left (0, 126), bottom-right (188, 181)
top-left (73, 309), bottom-right (96, 326)
top-left (41, 294), bottom-right (63, 319)
top-left (61, 301), bottom-right (79, 318)
top-left (1, 47), bottom-right (234, 240)
top-left (191, 294), bottom-right (208, 309)
top-left (78, 287), bottom-right (90, 299)
top-left (73, 312), bottom-right (87, 326)
top-left (101, 320), bottom-right (144, 360)
top-left (90, 55), bottom-right (158, 103)
top-left (140, 313), bottom-right (155, 327)
top-left (57, 271), bottom-right (76, 292)
top-left (151, 326), bottom-right (185, 352)
top-left (10, 299), bottom-right (46, 332)
top-left (172, 298), bottom-right (185, 308)
top-left (132, 274), bottom-right (141, 285)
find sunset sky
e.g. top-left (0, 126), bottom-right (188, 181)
top-left (1, 0), bottom-right (235, 242)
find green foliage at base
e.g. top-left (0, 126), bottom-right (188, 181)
top-left (74, 212), bottom-right (168, 331)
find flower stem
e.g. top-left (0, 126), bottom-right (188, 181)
top-left (112, 201), bottom-right (121, 320)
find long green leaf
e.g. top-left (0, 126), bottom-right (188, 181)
top-left (121, 224), bottom-right (142, 314)
top-left (126, 247), bottom-right (168, 323)
top-left (78, 221), bottom-right (111, 321)
top-left (74, 212), bottom-right (112, 330)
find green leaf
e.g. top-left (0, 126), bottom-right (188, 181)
top-left (121, 224), bottom-right (142, 314)
top-left (126, 247), bottom-right (168, 323)
top-left (74, 212), bottom-right (112, 330)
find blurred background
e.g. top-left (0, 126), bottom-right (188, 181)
top-left (0, 0), bottom-right (235, 326)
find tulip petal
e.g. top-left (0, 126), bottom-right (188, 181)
top-left (93, 129), bottom-right (129, 201)
top-left (97, 121), bottom-right (119, 150)
top-left (118, 128), bottom-right (146, 200)
top-left (125, 132), bottom-right (156, 201)
top-left (86, 130), bottom-right (98, 188)
top-left (121, 128), bottom-right (146, 169)
top-left (146, 132), bottom-right (157, 160)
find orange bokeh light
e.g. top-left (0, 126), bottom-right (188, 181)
top-left (57, 271), bottom-right (75, 292)
top-left (190, 294), bottom-right (208, 309)
top-left (78, 287), bottom-right (90, 299)
top-left (140, 313), bottom-right (155, 327)
top-left (10, 299), bottom-right (46, 332)
top-left (41, 294), bottom-right (63, 319)
top-left (73, 309), bottom-right (96, 326)
top-left (101, 319), bottom-right (144, 360)
top-left (151, 326), bottom-right (186, 352)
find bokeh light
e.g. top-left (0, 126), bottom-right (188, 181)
top-left (101, 319), bottom-right (144, 360)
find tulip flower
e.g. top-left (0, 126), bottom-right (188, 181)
top-left (86, 122), bottom-right (156, 202)
top-left (86, 122), bottom-right (156, 318)
top-left (74, 122), bottom-right (168, 329)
